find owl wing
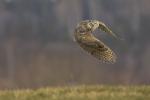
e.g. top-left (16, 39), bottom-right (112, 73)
top-left (98, 22), bottom-right (124, 40)
top-left (79, 39), bottom-right (117, 63)
top-left (80, 40), bottom-right (108, 52)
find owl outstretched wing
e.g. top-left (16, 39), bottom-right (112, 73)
top-left (77, 37), bottom-right (117, 63)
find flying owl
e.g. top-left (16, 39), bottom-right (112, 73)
top-left (74, 20), bottom-right (119, 63)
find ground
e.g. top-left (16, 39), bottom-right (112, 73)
top-left (0, 85), bottom-right (150, 100)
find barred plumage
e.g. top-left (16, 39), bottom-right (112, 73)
top-left (74, 20), bottom-right (118, 63)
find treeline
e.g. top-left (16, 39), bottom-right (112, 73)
top-left (0, 0), bottom-right (149, 88)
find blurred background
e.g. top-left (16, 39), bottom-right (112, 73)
top-left (0, 0), bottom-right (150, 89)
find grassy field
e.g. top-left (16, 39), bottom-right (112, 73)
top-left (0, 85), bottom-right (150, 100)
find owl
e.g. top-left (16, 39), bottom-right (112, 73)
top-left (74, 20), bottom-right (119, 63)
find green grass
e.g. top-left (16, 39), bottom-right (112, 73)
top-left (0, 85), bottom-right (150, 100)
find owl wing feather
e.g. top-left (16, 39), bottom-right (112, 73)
top-left (99, 22), bottom-right (123, 40)
top-left (79, 39), bottom-right (108, 52)
top-left (78, 39), bottom-right (116, 63)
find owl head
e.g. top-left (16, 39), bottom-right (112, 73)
top-left (76, 20), bottom-right (100, 33)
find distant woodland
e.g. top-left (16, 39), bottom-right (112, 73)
top-left (0, 0), bottom-right (150, 89)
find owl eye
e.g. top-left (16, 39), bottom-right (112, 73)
top-left (88, 23), bottom-right (94, 27)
